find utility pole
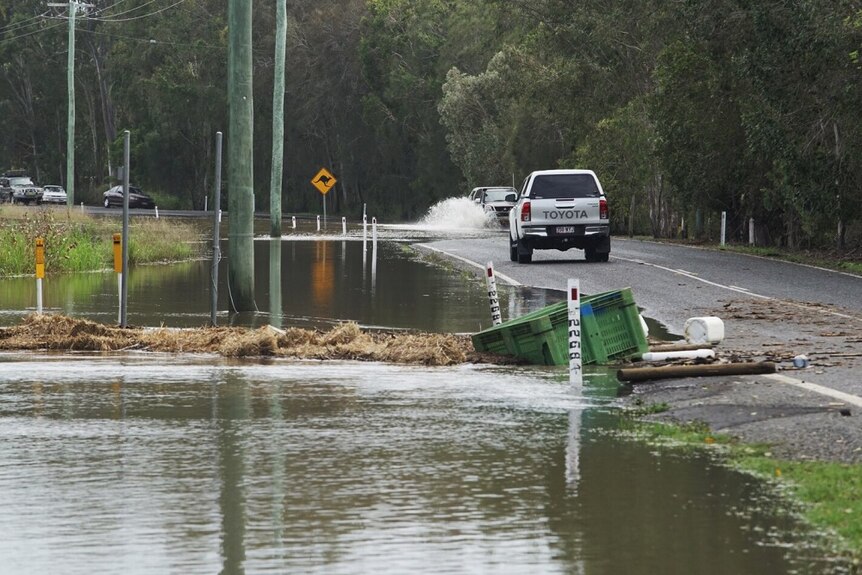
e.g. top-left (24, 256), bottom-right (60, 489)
top-left (48, 1), bottom-right (92, 208)
top-left (269, 0), bottom-right (286, 237)
top-left (227, 0), bottom-right (256, 311)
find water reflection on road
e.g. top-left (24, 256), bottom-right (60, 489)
top-left (0, 206), bottom-right (847, 573)
top-left (0, 357), bottom-right (834, 574)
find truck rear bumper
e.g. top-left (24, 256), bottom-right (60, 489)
top-left (521, 225), bottom-right (610, 251)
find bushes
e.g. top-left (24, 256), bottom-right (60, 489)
top-left (0, 206), bottom-right (206, 276)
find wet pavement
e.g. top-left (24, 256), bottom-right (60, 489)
top-left (0, 199), bottom-right (855, 573)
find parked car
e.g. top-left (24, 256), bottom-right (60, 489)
top-left (471, 186), bottom-right (518, 225)
top-left (103, 185), bottom-right (155, 209)
top-left (41, 185), bottom-right (68, 204)
top-left (1, 172), bottom-right (43, 205)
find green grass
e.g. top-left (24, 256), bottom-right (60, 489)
top-left (721, 244), bottom-right (862, 275)
top-left (0, 206), bottom-right (207, 275)
top-left (620, 411), bottom-right (862, 562)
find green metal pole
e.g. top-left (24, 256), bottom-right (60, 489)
top-left (227, 0), bottom-right (256, 311)
top-left (66, 1), bottom-right (76, 207)
top-left (269, 0), bottom-right (286, 237)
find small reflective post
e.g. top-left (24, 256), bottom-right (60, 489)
top-left (35, 237), bottom-right (45, 314)
top-left (342, 216), bottom-right (346, 236)
top-left (567, 278), bottom-right (583, 388)
top-left (720, 211), bottom-right (727, 246)
top-left (485, 262), bottom-right (502, 326)
top-left (113, 233), bottom-right (123, 325)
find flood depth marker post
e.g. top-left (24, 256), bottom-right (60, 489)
top-left (485, 262), bottom-right (502, 326)
top-left (113, 233), bottom-right (123, 325)
top-left (567, 278), bottom-right (583, 387)
top-left (35, 237), bottom-right (45, 314)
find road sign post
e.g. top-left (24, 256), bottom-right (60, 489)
top-left (311, 168), bottom-right (337, 231)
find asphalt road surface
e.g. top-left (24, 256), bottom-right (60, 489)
top-left (420, 233), bottom-right (862, 462)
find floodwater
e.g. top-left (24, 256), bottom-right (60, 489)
top-left (0, 199), bottom-right (848, 573)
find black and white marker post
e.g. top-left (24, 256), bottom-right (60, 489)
top-left (485, 262), bottom-right (502, 326)
top-left (567, 278), bottom-right (583, 387)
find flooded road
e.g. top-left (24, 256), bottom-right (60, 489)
top-left (0, 200), bottom-right (848, 573)
top-left (0, 357), bottom-right (834, 574)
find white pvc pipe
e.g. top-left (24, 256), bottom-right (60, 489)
top-left (641, 349), bottom-right (715, 362)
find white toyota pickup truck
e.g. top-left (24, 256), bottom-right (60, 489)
top-left (508, 169), bottom-right (610, 263)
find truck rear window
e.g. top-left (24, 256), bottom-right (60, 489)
top-left (530, 174), bottom-right (600, 199)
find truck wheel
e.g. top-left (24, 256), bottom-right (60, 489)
top-left (509, 235), bottom-right (518, 262)
top-left (585, 248), bottom-right (610, 263)
top-left (516, 238), bottom-right (532, 264)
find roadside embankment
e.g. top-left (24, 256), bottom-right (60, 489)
top-left (0, 313), bottom-right (507, 366)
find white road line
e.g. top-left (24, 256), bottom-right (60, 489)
top-left (765, 373), bottom-right (862, 408)
top-left (615, 254), bottom-right (772, 299)
top-left (613, 254), bottom-right (861, 322)
top-left (415, 244), bottom-right (522, 286)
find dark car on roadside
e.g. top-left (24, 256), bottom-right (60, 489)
top-left (103, 185), bottom-right (155, 209)
top-left (1, 171), bottom-right (43, 205)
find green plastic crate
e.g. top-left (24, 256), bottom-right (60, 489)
top-left (471, 288), bottom-right (648, 366)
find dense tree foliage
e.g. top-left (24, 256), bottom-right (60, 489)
top-left (1, 0), bottom-right (860, 249)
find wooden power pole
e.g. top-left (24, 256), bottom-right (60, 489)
top-left (227, 0), bottom-right (256, 311)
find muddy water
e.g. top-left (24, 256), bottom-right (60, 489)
top-left (0, 358), bottom-right (834, 574)
top-left (0, 203), bottom-right (847, 573)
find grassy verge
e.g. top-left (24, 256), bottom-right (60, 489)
top-left (620, 410), bottom-right (862, 564)
top-left (0, 206), bottom-right (207, 275)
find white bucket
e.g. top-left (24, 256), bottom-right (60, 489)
top-left (684, 316), bottom-right (725, 345)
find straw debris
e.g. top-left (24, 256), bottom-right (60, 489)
top-left (0, 314), bottom-right (501, 366)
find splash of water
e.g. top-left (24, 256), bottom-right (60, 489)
top-left (417, 197), bottom-right (498, 229)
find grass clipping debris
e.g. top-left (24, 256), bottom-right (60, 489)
top-left (0, 314), bottom-right (495, 366)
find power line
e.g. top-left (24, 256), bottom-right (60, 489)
top-left (82, 27), bottom-right (225, 50)
top-left (0, 12), bottom-right (51, 35)
top-left (0, 19), bottom-right (65, 44)
top-left (89, 0), bottom-right (189, 23)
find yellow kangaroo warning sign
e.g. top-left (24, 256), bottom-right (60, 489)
top-left (311, 168), bottom-right (337, 195)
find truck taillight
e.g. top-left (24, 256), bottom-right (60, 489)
top-left (599, 198), bottom-right (608, 220)
top-left (521, 201), bottom-right (531, 222)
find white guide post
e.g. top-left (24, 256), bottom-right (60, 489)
top-left (567, 278), bottom-right (583, 387)
top-left (485, 262), bottom-right (502, 326)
